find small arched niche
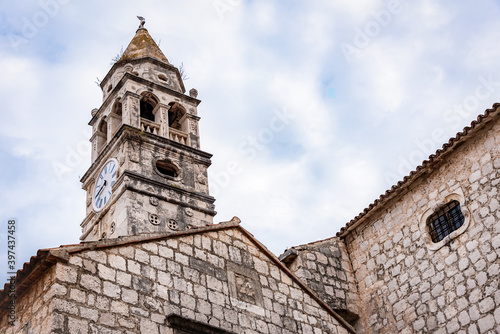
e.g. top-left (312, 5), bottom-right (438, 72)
top-left (96, 118), bottom-right (108, 153)
top-left (110, 99), bottom-right (123, 134)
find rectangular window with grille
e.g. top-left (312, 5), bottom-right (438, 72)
top-left (426, 200), bottom-right (465, 243)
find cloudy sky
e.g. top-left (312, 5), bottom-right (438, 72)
top-left (1, 0), bottom-right (500, 282)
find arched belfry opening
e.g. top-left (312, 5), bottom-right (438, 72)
top-left (110, 99), bottom-right (123, 134)
top-left (140, 92), bottom-right (158, 122)
top-left (112, 99), bottom-right (122, 116)
top-left (99, 119), bottom-right (108, 137)
top-left (96, 118), bottom-right (108, 153)
top-left (168, 102), bottom-right (186, 131)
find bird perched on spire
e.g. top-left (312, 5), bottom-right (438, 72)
top-left (137, 16), bottom-right (146, 29)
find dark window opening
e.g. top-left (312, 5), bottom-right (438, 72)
top-left (427, 200), bottom-right (465, 243)
top-left (140, 93), bottom-right (158, 122)
top-left (156, 160), bottom-right (178, 177)
top-left (168, 102), bottom-right (186, 130)
top-left (99, 120), bottom-right (108, 135)
top-left (112, 100), bottom-right (122, 116)
top-left (158, 74), bottom-right (168, 82)
top-left (140, 100), bottom-right (155, 122)
top-left (167, 314), bottom-right (234, 334)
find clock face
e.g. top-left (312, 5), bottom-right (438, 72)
top-left (92, 158), bottom-right (118, 212)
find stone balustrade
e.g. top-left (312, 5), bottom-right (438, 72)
top-left (140, 118), bottom-right (160, 135)
top-left (169, 128), bottom-right (188, 145)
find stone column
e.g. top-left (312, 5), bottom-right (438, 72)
top-left (122, 92), bottom-right (141, 129)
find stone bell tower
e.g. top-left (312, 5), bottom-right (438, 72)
top-left (79, 19), bottom-right (216, 242)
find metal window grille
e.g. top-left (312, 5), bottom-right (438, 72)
top-left (427, 200), bottom-right (465, 243)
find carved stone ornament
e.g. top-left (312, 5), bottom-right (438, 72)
top-left (149, 213), bottom-right (160, 225)
top-left (124, 63), bottom-right (133, 73)
top-left (196, 169), bottom-right (207, 185)
top-left (185, 207), bottom-right (193, 217)
top-left (150, 196), bottom-right (159, 206)
top-left (129, 143), bottom-right (140, 162)
top-left (86, 184), bottom-right (93, 206)
top-left (167, 219), bottom-right (178, 230)
top-left (190, 122), bottom-right (198, 134)
top-left (189, 88), bottom-right (198, 98)
top-left (122, 100), bottom-right (128, 116)
top-left (227, 264), bottom-right (264, 307)
top-left (168, 189), bottom-right (180, 200)
top-left (118, 146), bottom-right (126, 165)
top-left (235, 273), bottom-right (257, 304)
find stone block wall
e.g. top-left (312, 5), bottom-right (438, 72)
top-left (343, 119), bottom-right (500, 333)
top-left (31, 227), bottom-right (350, 333)
top-left (0, 266), bottom-right (56, 334)
top-left (282, 238), bottom-right (361, 326)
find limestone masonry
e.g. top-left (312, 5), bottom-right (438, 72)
top-left (0, 21), bottom-right (499, 333)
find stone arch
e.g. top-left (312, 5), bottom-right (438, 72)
top-left (112, 98), bottom-right (122, 116)
top-left (140, 92), bottom-right (159, 122)
top-left (168, 102), bottom-right (187, 131)
top-left (110, 98), bottom-right (123, 134)
top-left (96, 118), bottom-right (108, 153)
top-left (99, 118), bottom-right (108, 135)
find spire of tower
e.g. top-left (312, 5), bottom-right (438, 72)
top-left (118, 19), bottom-right (169, 64)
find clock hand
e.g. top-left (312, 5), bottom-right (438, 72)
top-left (95, 180), bottom-right (107, 198)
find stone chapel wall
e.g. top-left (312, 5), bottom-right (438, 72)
top-left (44, 228), bottom-right (351, 333)
top-left (344, 119), bottom-right (500, 333)
top-left (0, 266), bottom-right (57, 334)
top-left (283, 238), bottom-right (361, 326)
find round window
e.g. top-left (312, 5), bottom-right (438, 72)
top-left (156, 160), bottom-right (178, 178)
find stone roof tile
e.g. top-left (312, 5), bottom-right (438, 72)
top-left (118, 28), bottom-right (169, 64)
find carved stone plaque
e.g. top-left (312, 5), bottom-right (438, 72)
top-left (234, 273), bottom-right (257, 304)
top-left (227, 263), bottom-right (263, 307)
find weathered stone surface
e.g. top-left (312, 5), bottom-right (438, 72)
top-left (285, 112), bottom-right (500, 333)
top-left (0, 227), bottom-right (351, 333)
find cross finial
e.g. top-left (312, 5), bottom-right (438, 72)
top-left (137, 16), bottom-right (146, 29)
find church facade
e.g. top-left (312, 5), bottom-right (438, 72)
top-left (0, 22), bottom-right (499, 333)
